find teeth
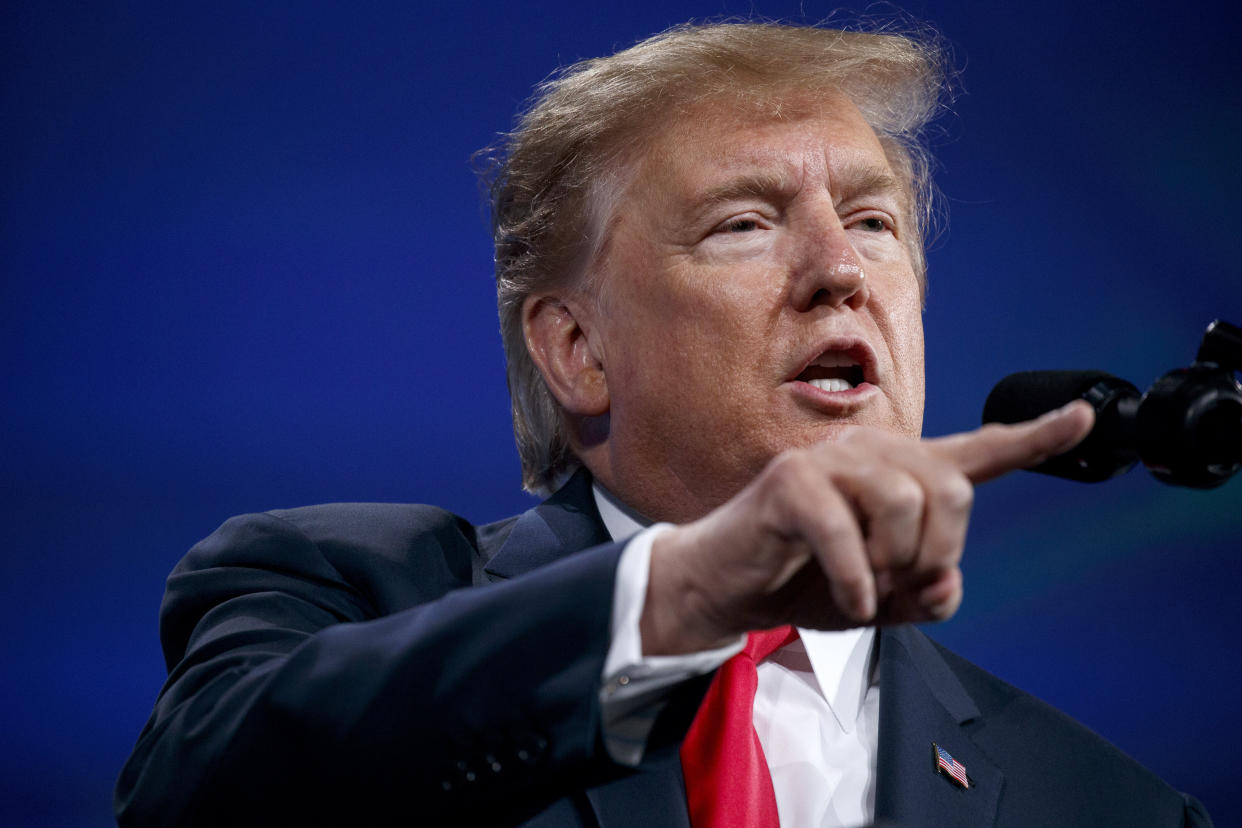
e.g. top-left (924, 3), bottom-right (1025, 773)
top-left (807, 378), bottom-right (853, 392)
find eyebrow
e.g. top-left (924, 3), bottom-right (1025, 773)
top-left (693, 170), bottom-right (798, 211)
top-left (688, 163), bottom-right (905, 216)
top-left (831, 163), bottom-right (905, 205)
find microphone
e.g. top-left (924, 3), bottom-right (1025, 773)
top-left (983, 357), bottom-right (1242, 488)
top-left (984, 320), bottom-right (1242, 488)
top-left (983, 370), bottom-right (1142, 483)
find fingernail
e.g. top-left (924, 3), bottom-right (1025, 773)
top-left (1037, 401), bottom-right (1076, 420)
top-left (857, 590), bottom-right (876, 621)
top-left (919, 578), bottom-right (948, 605)
top-left (1029, 400), bottom-right (1079, 426)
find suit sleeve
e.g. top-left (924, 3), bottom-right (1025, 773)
top-left (115, 507), bottom-right (652, 826)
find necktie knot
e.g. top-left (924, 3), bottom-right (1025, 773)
top-left (742, 625), bottom-right (799, 663)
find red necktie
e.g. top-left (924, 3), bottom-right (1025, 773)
top-left (680, 625), bottom-right (799, 828)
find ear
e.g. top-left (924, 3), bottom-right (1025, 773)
top-left (522, 294), bottom-right (609, 417)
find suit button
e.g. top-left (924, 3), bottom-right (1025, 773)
top-left (515, 734), bottom-right (547, 765)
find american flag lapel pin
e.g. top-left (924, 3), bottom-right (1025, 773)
top-left (932, 743), bottom-right (970, 789)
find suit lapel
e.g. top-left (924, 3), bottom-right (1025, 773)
top-left (874, 626), bottom-right (1003, 828)
top-left (482, 469), bottom-right (613, 582)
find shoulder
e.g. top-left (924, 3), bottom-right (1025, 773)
top-left (926, 635), bottom-right (1119, 752)
top-left (926, 634), bottom-right (1130, 761)
top-left (919, 632), bottom-right (1209, 825)
top-left (264, 501), bottom-right (481, 559)
top-left (159, 502), bottom-right (508, 670)
top-left (172, 502), bottom-right (494, 620)
top-left (185, 501), bottom-right (479, 570)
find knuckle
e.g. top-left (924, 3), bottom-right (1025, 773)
top-left (975, 422), bottom-right (1008, 442)
top-left (937, 475), bottom-right (975, 512)
top-left (764, 448), bottom-right (809, 484)
top-left (753, 457), bottom-right (793, 504)
top-left (882, 476), bottom-right (925, 517)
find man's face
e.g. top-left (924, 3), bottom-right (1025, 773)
top-left (585, 92), bottom-right (926, 522)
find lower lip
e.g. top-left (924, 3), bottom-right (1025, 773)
top-left (789, 380), bottom-right (879, 411)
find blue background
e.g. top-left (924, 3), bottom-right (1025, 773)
top-left (3, 1), bottom-right (1239, 824)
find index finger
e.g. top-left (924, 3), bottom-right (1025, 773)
top-left (927, 400), bottom-right (1095, 484)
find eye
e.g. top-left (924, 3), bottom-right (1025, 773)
top-left (853, 216), bottom-right (891, 233)
top-left (717, 217), bottom-right (761, 234)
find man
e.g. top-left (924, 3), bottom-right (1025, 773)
top-left (117, 22), bottom-right (1209, 827)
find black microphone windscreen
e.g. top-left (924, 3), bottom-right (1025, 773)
top-left (983, 370), bottom-right (1143, 482)
top-left (982, 370), bottom-right (1120, 425)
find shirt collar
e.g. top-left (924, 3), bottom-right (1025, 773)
top-left (797, 626), bottom-right (876, 733)
top-left (592, 482), bottom-right (648, 540)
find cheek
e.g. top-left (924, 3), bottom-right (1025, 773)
top-left (894, 310), bottom-right (925, 374)
top-left (895, 312), bottom-right (926, 430)
top-left (880, 274), bottom-right (924, 362)
top-left (616, 268), bottom-right (766, 369)
top-left (874, 278), bottom-right (926, 425)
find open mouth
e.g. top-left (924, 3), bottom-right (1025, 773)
top-left (794, 352), bottom-right (866, 392)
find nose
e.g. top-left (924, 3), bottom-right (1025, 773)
top-left (788, 213), bottom-right (870, 312)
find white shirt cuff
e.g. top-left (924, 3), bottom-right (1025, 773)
top-left (599, 523), bottom-right (745, 766)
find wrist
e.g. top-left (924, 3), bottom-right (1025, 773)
top-left (640, 526), bottom-right (737, 655)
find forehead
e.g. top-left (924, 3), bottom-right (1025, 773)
top-left (628, 91), bottom-right (898, 202)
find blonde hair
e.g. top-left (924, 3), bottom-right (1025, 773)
top-left (482, 21), bottom-right (949, 494)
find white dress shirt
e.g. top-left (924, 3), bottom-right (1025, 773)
top-left (593, 485), bottom-right (880, 828)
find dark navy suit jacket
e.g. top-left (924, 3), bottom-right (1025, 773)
top-left (116, 470), bottom-right (1210, 826)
